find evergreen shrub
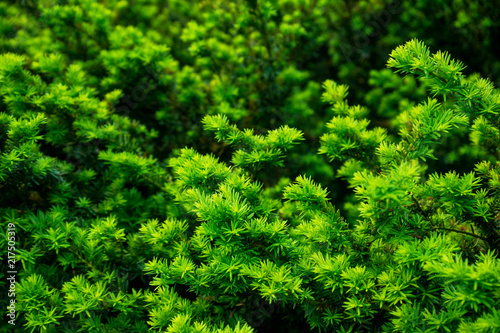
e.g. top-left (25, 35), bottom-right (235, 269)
top-left (1, 1), bottom-right (500, 332)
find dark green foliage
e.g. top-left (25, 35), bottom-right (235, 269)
top-left (1, 1), bottom-right (500, 333)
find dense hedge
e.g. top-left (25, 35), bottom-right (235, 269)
top-left (1, 1), bottom-right (500, 332)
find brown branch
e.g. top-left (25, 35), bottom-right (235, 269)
top-left (430, 227), bottom-right (488, 242)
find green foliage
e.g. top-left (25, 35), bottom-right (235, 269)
top-left (0, 1), bottom-right (500, 332)
top-left (203, 114), bottom-right (304, 171)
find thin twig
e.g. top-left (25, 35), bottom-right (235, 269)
top-left (431, 227), bottom-right (488, 242)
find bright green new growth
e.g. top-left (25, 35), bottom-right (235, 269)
top-left (319, 80), bottom-right (387, 170)
top-left (203, 114), bottom-right (304, 170)
top-left (1, 0), bottom-right (500, 331)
